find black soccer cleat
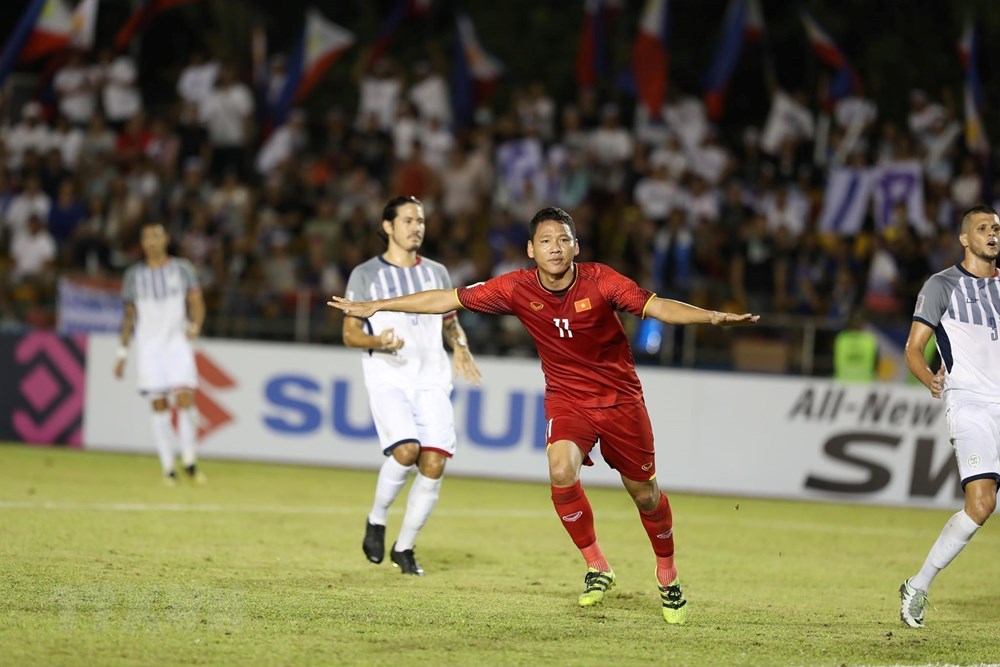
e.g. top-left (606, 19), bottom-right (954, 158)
top-left (363, 520), bottom-right (386, 564)
top-left (389, 542), bottom-right (424, 576)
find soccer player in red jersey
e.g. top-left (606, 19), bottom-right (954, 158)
top-left (328, 207), bottom-right (758, 623)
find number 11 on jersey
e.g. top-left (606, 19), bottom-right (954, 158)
top-left (553, 318), bottom-right (573, 338)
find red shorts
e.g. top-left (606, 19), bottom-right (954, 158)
top-left (545, 399), bottom-right (656, 481)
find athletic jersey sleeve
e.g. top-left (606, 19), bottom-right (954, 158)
top-left (121, 265), bottom-right (136, 304)
top-left (456, 272), bottom-right (518, 315)
top-left (345, 265), bottom-right (371, 303)
top-left (177, 258), bottom-right (200, 291)
top-left (595, 264), bottom-right (655, 317)
top-left (428, 262), bottom-right (457, 319)
top-left (913, 274), bottom-right (950, 328)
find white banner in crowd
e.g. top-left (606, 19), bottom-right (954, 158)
top-left (84, 335), bottom-right (961, 509)
top-left (56, 277), bottom-right (124, 335)
top-left (819, 161), bottom-right (929, 236)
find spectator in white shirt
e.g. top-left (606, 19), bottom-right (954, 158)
top-left (10, 213), bottom-right (56, 283)
top-left (418, 115), bottom-right (454, 173)
top-left (356, 59), bottom-right (401, 131)
top-left (4, 174), bottom-right (51, 244)
top-left (760, 86), bottom-right (814, 157)
top-left (200, 64), bottom-right (255, 181)
top-left (177, 50), bottom-right (219, 114)
top-left (907, 89), bottom-right (947, 149)
top-left (633, 160), bottom-right (680, 223)
top-left (5, 102), bottom-right (51, 171)
top-left (53, 51), bottom-right (97, 127)
top-left (95, 48), bottom-right (142, 130)
top-left (408, 61), bottom-right (451, 125)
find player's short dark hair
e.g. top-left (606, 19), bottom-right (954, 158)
top-left (961, 205), bottom-right (999, 233)
top-left (138, 220), bottom-right (166, 241)
top-left (528, 207), bottom-right (576, 241)
top-left (378, 195), bottom-right (422, 243)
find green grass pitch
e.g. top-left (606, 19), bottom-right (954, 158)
top-left (2, 444), bottom-right (999, 666)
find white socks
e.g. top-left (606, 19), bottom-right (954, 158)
top-left (151, 411), bottom-right (175, 474)
top-left (368, 457), bottom-right (414, 525)
top-left (177, 407), bottom-right (198, 467)
top-left (911, 510), bottom-right (981, 592)
top-left (395, 473), bottom-right (443, 551)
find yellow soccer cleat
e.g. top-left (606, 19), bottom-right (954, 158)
top-left (659, 576), bottom-right (688, 624)
top-left (578, 569), bottom-right (615, 607)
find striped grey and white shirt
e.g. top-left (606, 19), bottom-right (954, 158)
top-left (345, 255), bottom-right (454, 390)
top-left (122, 258), bottom-right (199, 348)
top-left (914, 263), bottom-right (1000, 401)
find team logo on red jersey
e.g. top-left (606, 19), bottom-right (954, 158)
top-left (574, 298), bottom-right (592, 312)
top-left (530, 301), bottom-right (545, 311)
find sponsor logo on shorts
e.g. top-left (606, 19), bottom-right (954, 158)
top-left (641, 462), bottom-right (653, 471)
top-left (561, 511), bottom-right (583, 522)
top-left (656, 529), bottom-right (673, 539)
top-left (530, 301), bottom-right (545, 311)
top-left (968, 454), bottom-right (982, 469)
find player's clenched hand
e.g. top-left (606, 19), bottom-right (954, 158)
top-left (379, 328), bottom-right (405, 352)
top-left (710, 311), bottom-right (760, 327)
top-left (186, 323), bottom-right (201, 340)
top-left (929, 365), bottom-right (945, 399)
top-left (328, 296), bottom-right (378, 319)
top-left (453, 347), bottom-right (481, 386)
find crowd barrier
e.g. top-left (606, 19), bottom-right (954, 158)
top-left (0, 331), bottom-right (961, 509)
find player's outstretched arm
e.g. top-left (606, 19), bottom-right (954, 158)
top-left (328, 289), bottom-right (462, 319)
top-left (644, 297), bottom-right (759, 327)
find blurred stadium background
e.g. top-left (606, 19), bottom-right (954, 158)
top-left (3, 1), bottom-right (1000, 664)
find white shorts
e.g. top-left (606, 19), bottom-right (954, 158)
top-left (367, 385), bottom-right (456, 457)
top-left (945, 400), bottom-right (1000, 488)
top-left (137, 337), bottom-right (197, 397)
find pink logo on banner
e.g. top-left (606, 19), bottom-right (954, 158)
top-left (12, 333), bottom-right (86, 446)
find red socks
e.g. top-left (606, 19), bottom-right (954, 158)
top-left (551, 481), bottom-right (610, 572)
top-left (640, 492), bottom-right (677, 585)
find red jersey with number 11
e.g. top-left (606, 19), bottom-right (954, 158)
top-left (456, 263), bottom-right (655, 408)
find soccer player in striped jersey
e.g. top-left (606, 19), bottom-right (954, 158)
top-left (329, 206), bottom-right (758, 621)
top-left (900, 205), bottom-right (1000, 628)
top-left (343, 196), bottom-right (481, 576)
top-left (115, 221), bottom-right (205, 486)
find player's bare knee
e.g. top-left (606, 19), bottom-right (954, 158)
top-left (391, 442), bottom-right (420, 467)
top-left (548, 462), bottom-right (578, 487)
top-left (966, 497), bottom-right (996, 525)
top-left (630, 486), bottom-right (660, 512)
top-left (175, 391), bottom-right (195, 409)
top-left (417, 454), bottom-right (446, 479)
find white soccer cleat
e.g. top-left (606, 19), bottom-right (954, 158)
top-left (899, 578), bottom-right (927, 628)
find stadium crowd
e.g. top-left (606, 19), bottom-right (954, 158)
top-left (0, 44), bottom-right (987, 365)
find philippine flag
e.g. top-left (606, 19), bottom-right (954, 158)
top-left (958, 19), bottom-right (988, 155)
top-left (800, 10), bottom-right (859, 103)
top-left (451, 13), bottom-right (503, 128)
top-left (21, 0), bottom-right (95, 61)
top-left (576, 0), bottom-right (610, 88)
top-left (703, 0), bottom-right (747, 120)
top-left (272, 9), bottom-right (355, 126)
top-left (115, 0), bottom-right (203, 50)
top-left (632, 0), bottom-right (669, 117)
top-left (0, 0), bottom-right (91, 86)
